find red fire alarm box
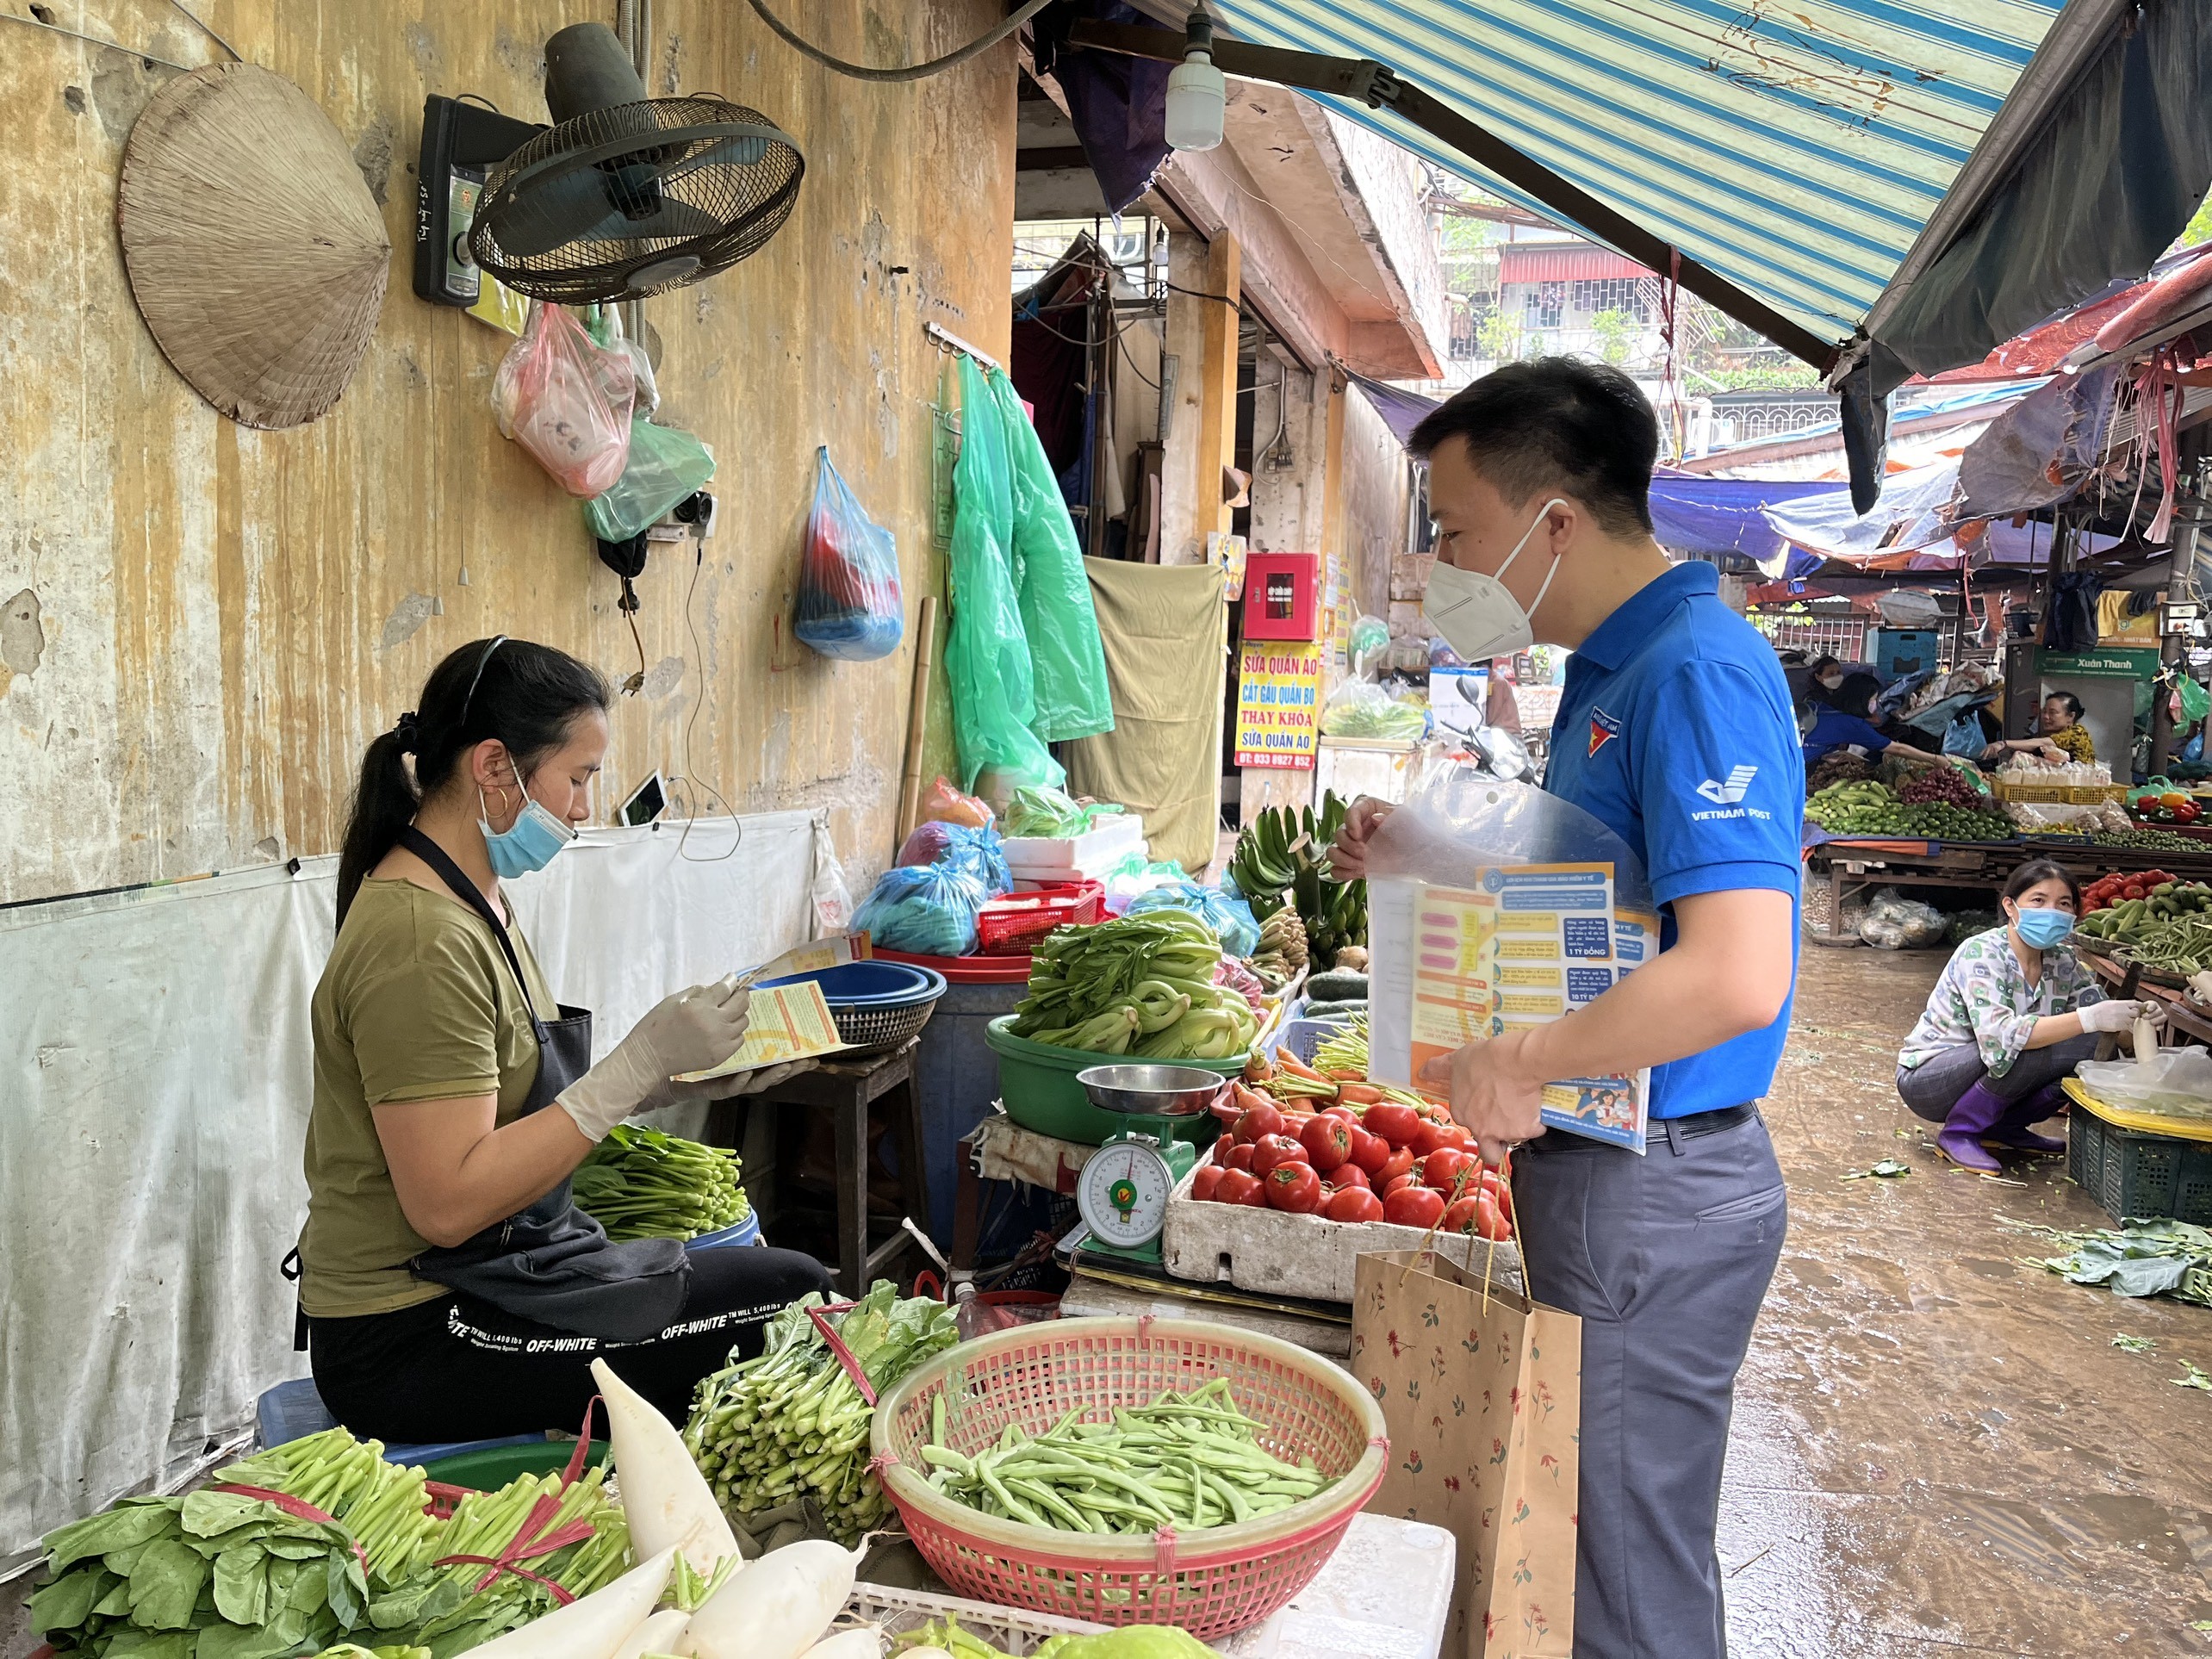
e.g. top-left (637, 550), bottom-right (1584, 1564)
top-left (1241, 551), bottom-right (1320, 641)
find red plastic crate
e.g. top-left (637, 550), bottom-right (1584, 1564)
top-left (976, 882), bottom-right (1103, 955)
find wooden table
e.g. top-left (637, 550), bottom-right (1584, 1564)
top-left (1807, 837), bottom-right (2212, 928)
top-left (2080, 952), bottom-right (2212, 1046)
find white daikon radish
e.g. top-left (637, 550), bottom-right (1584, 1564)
top-left (675, 1538), bottom-right (861, 1659)
top-left (591, 1358), bottom-right (743, 1575)
top-left (448, 1545), bottom-right (678, 1659)
top-left (610, 1606), bottom-right (692, 1659)
top-left (801, 1632), bottom-right (885, 1659)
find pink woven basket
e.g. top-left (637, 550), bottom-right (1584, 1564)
top-left (869, 1315), bottom-right (1388, 1638)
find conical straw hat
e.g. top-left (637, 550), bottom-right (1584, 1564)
top-left (119, 63), bottom-right (390, 430)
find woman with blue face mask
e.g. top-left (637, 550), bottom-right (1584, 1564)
top-left (1896, 859), bottom-right (2147, 1170)
top-left (297, 637), bottom-right (834, 1444)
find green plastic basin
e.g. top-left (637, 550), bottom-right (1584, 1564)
top-left (985, 1016), bottom-right (1245, 1145)
top-left (422, 1438), bottom-right (608, 1489)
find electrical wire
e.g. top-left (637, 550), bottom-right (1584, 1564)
top-left (745, 0), bottom-right (1052, 83)
top-left (0, 10), bottom-right (193, 70)
top-left (166, 0), bottom-right (239, 59)
top-left (662, 544), bottom-right (743, 863)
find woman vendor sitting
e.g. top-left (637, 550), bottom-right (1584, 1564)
top-left (297, 636), bottom-right (835, 1443)
top-left (1896, 859), bottom-right (2146, 1171)
top-left (1801, 673), bottom-right (1943, 770)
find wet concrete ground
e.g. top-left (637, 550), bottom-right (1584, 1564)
top-left (1718, 945), bottom-right (2212, 1656)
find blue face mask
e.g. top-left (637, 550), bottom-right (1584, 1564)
top-left (2015, 907), bottom-right (2074, 949)
top-left (480, 786), bottom-right (575, 879)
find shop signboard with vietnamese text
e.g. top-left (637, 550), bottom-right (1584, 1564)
top-left (1235, 642), bottom-right (1323, 769)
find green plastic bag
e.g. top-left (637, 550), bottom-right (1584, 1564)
top-left (948, 354), bottom-right (1058, 789)
top-left (585, 416), bottom-right (715, 541)
top-left (2179, 674), bottom-right (2211, 727)
top-left (986, 368), bottom-right (1113, 743)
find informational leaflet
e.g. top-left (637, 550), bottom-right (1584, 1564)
top-left (1368, 867), bottom-right (1654, 1152)
top-left (670, 938), bottom-right (867, 1081)
top-left (674, 980), bottom-right (851, 1080)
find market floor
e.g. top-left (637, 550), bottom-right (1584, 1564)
top-left (1718, 944), bottom-right (2212, 1657)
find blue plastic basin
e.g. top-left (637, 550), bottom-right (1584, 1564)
top-left (760, 960), bottom-right (945, 1009)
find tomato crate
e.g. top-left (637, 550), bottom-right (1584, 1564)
top-left (975, 881), bottom-right (1103, 954)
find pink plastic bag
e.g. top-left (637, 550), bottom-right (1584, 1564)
top-left (492, 303), bottom-right (637, 496)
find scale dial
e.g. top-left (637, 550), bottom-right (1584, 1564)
top-left (1077, 1137), bottom-right (1177, 1249)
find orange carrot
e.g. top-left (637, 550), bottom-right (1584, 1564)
top-left (1277, 1052), bottom-right (1328, 1083)
top-left (1336, 1082), bottom-right (1383, 1105)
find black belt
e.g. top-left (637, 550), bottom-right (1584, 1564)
top-left (1525, 1102), bottom-right (1759, 1153)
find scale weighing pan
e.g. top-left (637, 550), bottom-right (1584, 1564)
top-left (1076, 1064), bottom-right (1228, 1118)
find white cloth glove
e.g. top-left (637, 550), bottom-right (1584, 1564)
top-left (2078, 997), bottom-right (2146, 1034)
top-left (556, 979), bottom-right (755, 1141)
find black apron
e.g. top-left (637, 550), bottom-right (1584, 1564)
top-left (396, 828), bottom-right (691, 1342)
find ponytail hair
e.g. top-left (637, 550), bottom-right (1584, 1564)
top-left (336, 637), bottom-right (611, 927)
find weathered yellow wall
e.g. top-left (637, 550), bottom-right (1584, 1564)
top-left (0, 1), bottom-right (1013, 904)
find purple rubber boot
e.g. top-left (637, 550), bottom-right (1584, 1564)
top-left (1937, 1081), bottom-right (2008, 1171)
top-left (1986, 1082), bottom-right (2068, 1154)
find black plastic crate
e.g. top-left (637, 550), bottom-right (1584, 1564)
top-left (2067, 1109), bottom-right (2212, 1224)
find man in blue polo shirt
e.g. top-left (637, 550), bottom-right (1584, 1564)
top-left (1333, 358), bottom-right (1799, 1659)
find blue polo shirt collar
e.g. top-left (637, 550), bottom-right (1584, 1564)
top-left (1573, 561), bottom-right (1718, 671)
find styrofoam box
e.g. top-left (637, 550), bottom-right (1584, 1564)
top-left (1162, 1155), bottom-right (1523, 1305)
top-left (1002, 813), bottom-right (1146, 880)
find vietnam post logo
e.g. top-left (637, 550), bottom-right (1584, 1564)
top-left (1588, 706), bottom-right (1622, 758)
top-left (1696, 766), bottom-right (1759, 805)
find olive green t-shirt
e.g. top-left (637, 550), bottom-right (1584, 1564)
top-left (300, 877), bottom-right (557, 1318)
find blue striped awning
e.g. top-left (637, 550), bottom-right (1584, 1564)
top-left (1211, 0), bottom-right (2073, 357)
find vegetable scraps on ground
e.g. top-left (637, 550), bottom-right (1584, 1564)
top-left (685, 1283), bottom-right (960, 1544)
top-left (920, 1379), bottom-right (1333, 1535)
top-left (2001, 1215), bottom-right (2212, 1307)
top-left (574, 1124), bottom-right (749, 1242)
top-left (1007, 911), bottom-right (1258, 1060)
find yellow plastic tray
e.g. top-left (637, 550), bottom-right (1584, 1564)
top-left (2062, 1076), bottom-right (2212, 1144)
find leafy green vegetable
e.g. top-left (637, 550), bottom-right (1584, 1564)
top-left (574, 1123), bottom-right (749, 1241)
top-left (2002, 1215), bottom-right (2212, 1302)
top-left (1841, 1159), bottom-right (1911, 1181)
top-left (687, 1282), bottom-right (960, 1544)
top-left (2175, 1360), bottom-right (2212, 1392)
top-left (2110, 1333), bottom-right (2158, 1353)
top-left (1034, 1627), bottom-right (1222, 1658)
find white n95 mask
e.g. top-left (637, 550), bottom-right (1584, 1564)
top-left (1425, 497), bottom-right (1569, 662)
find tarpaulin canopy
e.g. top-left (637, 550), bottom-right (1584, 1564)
top-left (1213, 1), bottom-right (2091, 357)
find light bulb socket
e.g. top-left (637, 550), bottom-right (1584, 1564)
top-left (1184, 3), bottom-right (1215, 55)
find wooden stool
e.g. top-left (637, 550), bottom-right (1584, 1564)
top-left (718, 1043), bottom-right (929, 1298)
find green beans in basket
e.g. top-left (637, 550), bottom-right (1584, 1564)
top-left (572, 1123), bottom-right (749, 1241)
top-left (920, 1377), bottom-right (1333, 1533)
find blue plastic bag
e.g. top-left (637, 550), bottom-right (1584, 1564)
top-left (796, 446), bottom-right (904, 662)
top-left (852, 864), bottom-right (988, 957)
top-left (1127, 881), bottom-right (1260, 958)
top-left (895, 820), bottom-right (1014, 898)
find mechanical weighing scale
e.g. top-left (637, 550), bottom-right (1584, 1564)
top-left (1068, 1064), bottom-right (1225, 1265)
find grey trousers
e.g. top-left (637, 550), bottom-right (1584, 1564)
top-left (1513, 1112), bottom-right (1786, 1659)
top-left (1892, 1034), bottom-right (2099, 1123)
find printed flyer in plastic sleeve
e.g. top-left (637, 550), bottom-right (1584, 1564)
top-left (1369, 865), bottom-right (1655, 1152)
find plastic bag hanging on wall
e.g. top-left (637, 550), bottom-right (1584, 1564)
top-left (491, 301), bottom-right (637, 495)
top-left (794, 446), bottom-right (904, 662)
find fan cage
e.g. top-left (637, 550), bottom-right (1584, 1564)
top-left (472, 96), bottom-right (804, 305)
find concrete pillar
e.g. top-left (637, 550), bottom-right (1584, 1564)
top-left (1195, 231), bottom-right (1243, 549)
top-left (1157, 233), bottom-right (1209, 566)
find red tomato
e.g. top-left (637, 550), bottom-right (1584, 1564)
top-left (1480, 1168), bottom-right (1514, 1222)
top-left (1190, 1165), bottom-right (1225, 1203)
top-left (1234, 1102), bottom-right (1284, 1144)
top-left (1214, 1134), bottom-right (1236, 1165)
top-left (1380, 1171), bottom-right (1420, 1198)
top-left (1376, 1146), bottom-right (1416, 1186)
top-left (1382, 1185), bottom-right (1445, 1228)
top-left (1300, 1115), bottom-right (1355, 1172)
top-left (1410, 1121), bottom-right (1473, 1159)
top-left (1265, 1162), bottom-right (1323, 1214)
top-left (1319, 1103), bottom-right (1360, 1123)
top-left (1476, 1191), bottom-right (1513, 1240)
top-left (1423, 1147), bottom-right (1476, 1195)
top-left (1364, 1103), bottom-right (1421, 1148)
top-left (1250, 1134), bottom-right (1308, 1178)
top-left (1440, 1196), bottom-right (1482, 1234)
top-left (1347, 1128), bottom-right (1390, 1175)
top-left (1331, 1163), bottom-right (1372, 1194)
top-left (1325, 1187), bottom-right (1386, 1224)
top-left (1215, 1168), bottom-right (1266, 1208)
top-left (1225, 1144), bottom-right (1257, 1174)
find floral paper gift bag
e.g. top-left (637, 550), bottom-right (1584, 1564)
top-left (1352, 1248), bottom-right (1581, 1658)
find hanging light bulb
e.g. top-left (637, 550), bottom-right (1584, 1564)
top-left (1164, 3), bottom-right (1225, 152)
